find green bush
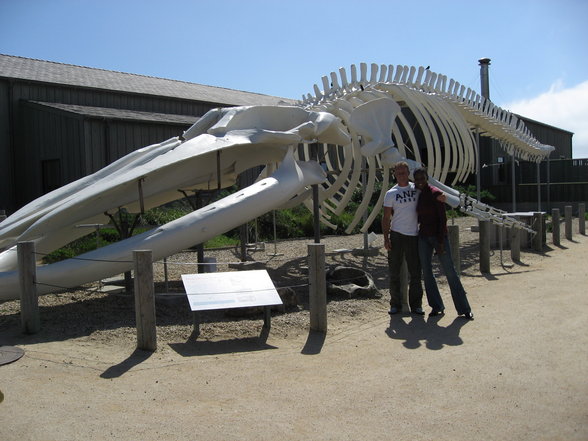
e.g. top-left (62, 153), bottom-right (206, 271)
top-left (142, 206), bottom-right (191, 225)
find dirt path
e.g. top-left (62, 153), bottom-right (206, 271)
top-left (1, 232), bottom-right (587, 440)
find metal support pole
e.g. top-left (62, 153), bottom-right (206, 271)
top-left (133, 250), bottom-right (157, 351)
top-left (194, 192), bottom-right (205, 272)
top-left (537, 161), bottom-right (541, 212)
top-left (479, 220), bottom-right (491, 273)
top-left (546, 156), bottom-right (551, 211)
top-left (308, 243), bottom-right (327, 332)
top-left (137, 177), bottom-right (145, 214)
top-left (18, 241), bottom-right (40, 334)
top-left (311, 143), bottom-right (321, 244)
top-left (268, 211), bottom-right (283, 257)
top-left (312, 185), bottom-right (320, 244)
top-left (476, 127), bottom-right (481, 202)
top-left (511, 153), bottom-right (516, 212)
top-left (361, 157), bottom-right (368, 251)
top-left (163, 257), bottom-right (169, 292)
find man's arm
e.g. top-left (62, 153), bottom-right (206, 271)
top-left (382, 206), bottom-right (393, 251)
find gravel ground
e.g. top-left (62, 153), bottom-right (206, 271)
top-left (0, 216), bottom-right (548, 350)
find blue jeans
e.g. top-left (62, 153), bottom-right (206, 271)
top-left (418, 235), bottom-right (471, 315)
top-left (388, 231), bottom-right (423, 310)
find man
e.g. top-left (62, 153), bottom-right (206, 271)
top-left (382, 161), bottom-right (445, 315)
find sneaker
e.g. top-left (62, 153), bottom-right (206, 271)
top-left (388, 307), bottom-right (400, 315)
top-left (412, 307), bottom-right (425, 315)
top-left (461, 312), bottom-right (474, 320)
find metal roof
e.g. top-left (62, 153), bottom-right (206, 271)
top-left (28, 101), bottom-right (199, 125)
top-left (0, 54), bottom-right (294, 106)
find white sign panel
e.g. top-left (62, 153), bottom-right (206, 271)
top-left (181, 270), bottom-right (282, 312)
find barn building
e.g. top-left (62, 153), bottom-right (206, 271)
top-left (0, 54), bottom-right (292, 214)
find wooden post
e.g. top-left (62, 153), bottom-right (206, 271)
top-left (551, 208), bottom-right (560, 246)
top-left (18, 241), bottom-right (40, 334)
top-left (308, 243), bottom-right (327, 332)
top-left (448, 224), bottom-right (460, 275)
top-left (510, 227), bottom-right (520, 262)
top-left (479, 220), bottom-right (491, 273)
top-left (565, 205), bottom-right (572, 241)
top-left (579, 203), bottom-right (586, 235)
top-left (533, 212), bottom-right (544, 251)
top-left (133, 250), bottom-right (157, 351)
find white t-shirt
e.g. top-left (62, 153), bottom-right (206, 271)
top-left (383, 183), bottom-right (419, 236)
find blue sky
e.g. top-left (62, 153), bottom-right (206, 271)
top-left (1, 0), bottom-right (587, 157)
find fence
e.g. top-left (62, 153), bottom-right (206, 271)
top-left (488, 158), bottom-right (588, 212)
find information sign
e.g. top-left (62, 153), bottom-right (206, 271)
top-left (181, 270), bottom-right (282, 312)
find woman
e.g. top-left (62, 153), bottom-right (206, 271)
top-left (414, 167), bottom-right (474, 320)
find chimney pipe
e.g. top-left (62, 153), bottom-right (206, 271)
top-left (478, 57), bottom-right (491, 99)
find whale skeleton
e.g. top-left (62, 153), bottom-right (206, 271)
top-left (0, 62), bottom-right (553, 300)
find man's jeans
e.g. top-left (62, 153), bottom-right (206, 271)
top-left (418, 235), bottom-right (471, 315)
top-left (388, 231), bottom-right (423, 311)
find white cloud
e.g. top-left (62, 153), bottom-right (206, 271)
top-left (502, 80), bottom-right (588, 159)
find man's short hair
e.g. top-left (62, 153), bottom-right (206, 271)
top-left (393, 161), bottom-right (409, 172)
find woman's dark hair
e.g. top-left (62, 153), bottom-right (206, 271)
top-left (413, 167), bottom-right (428, 178)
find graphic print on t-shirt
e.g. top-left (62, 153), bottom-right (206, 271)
top-left (395, 188), bottom-right (418, 203)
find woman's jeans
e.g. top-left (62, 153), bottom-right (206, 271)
top-left (418, 235), bottom-right (471, 315)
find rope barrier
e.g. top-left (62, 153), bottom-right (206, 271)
top-left (32, 268), bottom-right (388, 295)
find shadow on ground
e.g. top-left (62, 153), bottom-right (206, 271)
top-left (385, 315), bottom-right (471, 350)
